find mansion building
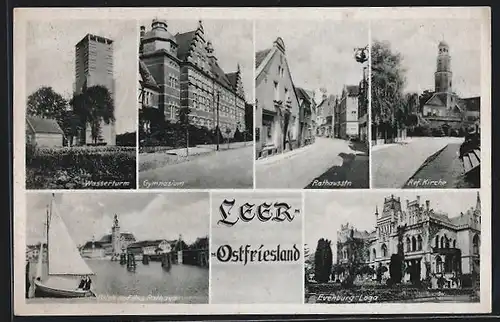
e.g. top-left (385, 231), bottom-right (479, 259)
top-left (336, 193), bottom-right (481, 289)
top-left (139, 19), bottom-right (246, 137)
top-left (422, 41), bottom-right (480, 134)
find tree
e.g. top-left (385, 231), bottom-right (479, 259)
top-left (371, 40), bottom-right (406, 142)
top-left (27, 87), bottom-right (68, 124)
top-left (72, 85), bottom-right (115, 144)
top-left (314, 238), bottom-right (333, 283)
top-left (419, 90), bottom-right (434, 112)
top-left (389, 224), bottom-right (407, 285)
top-left (177, 106), bottom-right (192, 155)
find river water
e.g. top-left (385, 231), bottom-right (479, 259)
top-left (27, 259), bottom-right (209, 303)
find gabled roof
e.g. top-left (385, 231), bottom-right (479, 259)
top-left (225, 72), bottom-right (238, 89)
top-left (255, 48), bottom-right (272, 70)
top-left (139, 59), bottom-right (159, 89)
top-left (295, 87), bottom-right (312, 103)
top-left (81, 241), bottom-right (104, 249)
top-left (461, 97), bottom-right (480, 112)
top-left (345, 85), bottom-right (359, 97)
top-left (425, 93), bottom-right (448, 107)
top-left (26, 116), bottom-right (64, 135)
top-left (209, 59), bottom-right (232, 88)
top-left (175, 31), bottom-right (197, 61)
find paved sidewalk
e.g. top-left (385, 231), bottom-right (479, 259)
top-left (372, 137), bottom-right (464, 188)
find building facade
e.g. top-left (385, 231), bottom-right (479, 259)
top-left (335, 193), bottom-right (481, 289)
top-left (139, 19), bottom-right (246, 137)
top-left (296, 87), bottom-right (316, 146)
top-left (421, 41), bottom-right (464, 134)
top-left (79, 214), bottom-right (136, 258)
top-left (75, 34), bottom-right (116, 145)
top-left (26, 116), bottom-right (64, 148)
top-left (138, 58), bottom-right (161, 137)
top-left (255, 37), bottom-right (300, 158)
top-left (338, 85), bottom-right (359, 140)
top-left (316, 94), bottom-right (335, 138)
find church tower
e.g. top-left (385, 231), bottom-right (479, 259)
top-left (111, 214), bottom-right (121, 255)
top-left (435, 40), bottom-right (452, 93)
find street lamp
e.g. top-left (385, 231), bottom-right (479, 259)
top-left (354, 45), bottom-right (369, 144)
top-left (216, 91), bottom-right (220, 151)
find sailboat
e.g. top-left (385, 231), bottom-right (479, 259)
top-left (32, 194), bottom-right (96, 298)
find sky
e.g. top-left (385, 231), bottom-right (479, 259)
top-left (305, 191), bottom-right (479, 261)
top-left (26, 192), bottom-right (209, 247)
top-left (371, 18), bottom-right (482, 98)
top-left (139, 19), bottom-right (254, 103)
top-left (26, 19), bottom-right (138, 134)
top-left (255, 20), bottom-right (368, 99)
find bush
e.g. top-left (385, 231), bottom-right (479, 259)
top-left (26, 146), bottom-right (136, 189)
top-left (116, 132), bottom-right (137, 147)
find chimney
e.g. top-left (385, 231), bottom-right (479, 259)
top-left (426, 200), bottom-right (430, 210)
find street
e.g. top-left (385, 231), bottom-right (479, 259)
top-left (255, 137), bottom-right (369, 189)
top-left (139, 145), bottom-right (253, 189)
top-left (372, 137), bottom-right (474, 188)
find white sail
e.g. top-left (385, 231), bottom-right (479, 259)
top-left (35, 243), bottom-right (44, 279)
top-left (48, 202), bottom-right (94, 276)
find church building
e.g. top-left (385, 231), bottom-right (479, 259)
top-left (139, 19), bottom-right (246, 137)
top-left (335, 193), bottom-right (481, 289)
top-left (422, 41), bottom-right (480, 134)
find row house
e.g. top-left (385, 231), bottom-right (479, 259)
top-left (139, 19), bottom-right (246, 138)
top-left (296, 87), bottom-right (317, 146)
top-left (317, 94), bottom-right (336, 138)
top-left (255, 38), bottom-right (300, 159)
top-left (337, 85), bottom-right (360, 140)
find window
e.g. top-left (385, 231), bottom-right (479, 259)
top-left (274, 81), bottom-right (279, 101)
top-left (435, 236), bottom-right (439, 249)
top-left (473, 234), bottom-right (480, 255)
top-left (417, 235), bottom-right (423, 251)
top-left (381, 244), bottom-right (387, 258)
top-left (440, 236), bottom-right (444, 248)
top-left (372, 249), bottom-right (376, 261)
top-left (412, 236), bottom-right (417, 252)
top-left (436, 256), bottom-right (443, 273)
top-left (406, 237), bottom-right (411, 252)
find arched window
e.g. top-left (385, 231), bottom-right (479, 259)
top-left (453, 240), bottom-right (456, 248)
top-left (417, 235), bottom-right (423, 251)
top-left (473, 234), bottom-right (480, 255)
top-left (412, 236), bottom-right (417, 252)
top-left (435, 236), bottom-right (439, 249)
top-left (445, 237), bottom-right (450, 248)
top-left (436, 256), bottom-right (443, 273)
top-left (406, 237), bottom-right (411, 252)
top-left (381, 244), bottom-right (387, 258)
top-left (440, 236), bottom-right (445, 248)
top-left (372, 248), bottom-right (376, 261)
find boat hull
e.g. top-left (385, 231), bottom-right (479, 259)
top-left (34, 280), bottom-right (96, 298)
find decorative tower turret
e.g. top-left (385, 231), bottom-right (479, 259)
top-left (435, 40), bottom-right (452, 94)
top-left (111, 214), bottom-right (121, 256)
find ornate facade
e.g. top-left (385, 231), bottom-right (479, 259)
top-left (336, 193), bottom-right (481, 288)
top-left (139, 19), bottom-right (246, 136)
